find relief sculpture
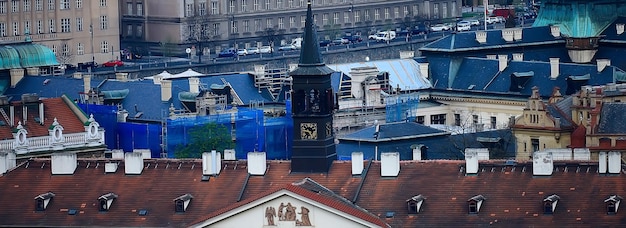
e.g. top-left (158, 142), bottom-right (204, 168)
top-left (265, 206), bottom-right (276, 226)
top-left (268, 202), bottom-right (313, 226)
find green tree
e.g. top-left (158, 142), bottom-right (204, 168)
top-left (175, 122), bottom-right (235, 158)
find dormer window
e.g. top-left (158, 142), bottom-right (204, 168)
top-left (174, 193), bottom-right (194, 213)
top-left (543, 194), bottom-right (560, 214)
top-left (406, 194), bottom-right (425, 214)
top-left (34, 192), bottom-right (55, 211)
top-left (467, 195), bottom-right (486, 214)
top-left (98, 193), bottom-right (118, 212)
top-left (605, 195), bottom-right (623, 215)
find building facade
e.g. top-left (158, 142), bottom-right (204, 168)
top-left (0, 0), bottom-right (121, 66)
top-left (120, 0), bottom-right (462, 57)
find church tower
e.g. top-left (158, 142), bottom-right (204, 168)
top-left (289, 0), bottom-right (337, 173)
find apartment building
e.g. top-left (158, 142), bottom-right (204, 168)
top-left (0, 0), bottom-right (120, 66)
top-left (120, 0), bottom-right (462, 57)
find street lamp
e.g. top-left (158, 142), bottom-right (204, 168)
top-left (89, 24), bottom-right (95, 65)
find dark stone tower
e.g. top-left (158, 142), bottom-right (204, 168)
top-left (289, 0), bottom-right (337, 173)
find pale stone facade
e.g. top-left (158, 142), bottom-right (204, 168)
top-left (0, 0), bottom-right (121, 66)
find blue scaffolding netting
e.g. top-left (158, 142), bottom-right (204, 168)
top-left (385, 94), bottom-right (419, 123)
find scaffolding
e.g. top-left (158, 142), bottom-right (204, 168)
top-left (385, 93), bottom-right (420, 123)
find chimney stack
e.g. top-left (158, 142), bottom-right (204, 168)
top-left (549, 58), bottom-right (560, 79)
top-left (475, 31), bottom-right (487, 44)
top-left (83, 74), bottom-right (91, 94)
top-left (498, 55), bottom-right (508, 72)
top-left (608, 151), bottom-right (622, 174)
top-left (247, 152), bottom-right (267, 175)
top-left (513, 53), bottom-right (524, 61)
top-left (532, 151), bottom-right (553, 176)
top-left (202, 150), bottom-right (222, 176)
top-left (573, 148), bottom-right (590, 160)
top-left (224, 149), bottom-right (236, 160)
top-left (380, 152), bottom-right (400, 177)
top-left (352, 152), bottom-right (364, 175)
top-left (418, 63), bottom-right (429, 79)
top-left (0, 152), bottom-right (16, 175)
top-left (502, 29), bottom-right (514, 42)
top-left (464, 149), bottom-right (479, 174)
top-left (597, 59), bottom-right (611, 72)
top-left (161, 79), bottom-right (172, 101)
top-left (617, 23), bottom-right (624, 35)
top-left (189, 77), bottom-right (200, 94)
top-left (550, 25), bottom-right (561, 38)
top-left (124, 152), bottom-right (144, 175)
top-left (486, 55), bottom-right (497, 60)
top-left (51, 152), bottom-right (77, 175)
top-left (513, 28), bottom-right (523, 41)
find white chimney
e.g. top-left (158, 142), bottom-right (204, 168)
top-left (152, 75), bottom-right (163, 85)
top-left (124, 152), bottom-right (144, 175)
top-left (573, 148), bottom-right (590, 160)
top-left (502, 29), bottom-right (514, 42)
top-left (550, 58), bottom-right (560, 79)
top-left (617, 23), bottom-right (624, 35)
top-left (160, 79), bottom-right (172, 101)
top-left (465, 149), bottom-right (479, 174)
top-left (513, 28), bottom-right (523, 41)
top-left (202, 150), bottom-right (222, 176)
top-left (104, 162), bottom-right (118, 173)
top-left (115, 72), bottom-right (129, 82)
top-left (476, 31), bottom-right (487, 44)
top-left (412, 146), bottom-right (422, 161)
top-left (380, 152), bottom-right (400, 177)
top-left (133, 149), bottom-right (151, 159)
top-left (547, 148), bottom-right (572, 160)
top-left (288, 63), bottom-right (298, 72)
top-left (254, 64), bottom-right (266, 75)
top-left (0, 152), bottom-right (16, 175)
top-left (532, 151), bottom-right (553, 176)
top-left (83, 74), bottom-right (91, 94)
top-left (51, 152), bottom-right (77, 175)
top-left (550, 25), bottom-right (561, 38)
top-left (352, 152), bottom-right (364, 175)
top-left (399, 50), bottom-right (415, 59)
top-left (189, 77), bottom-right (200, 94)
top-left (247, 152), bottom-right (266, 175)
top-left (223, 149), bottom-right (236, 160)
top-left (418, 62), bottom-right (429, 79)
top-left (111, 149), bottom-right (124, 159)
top-left (498, 55), bottom-right (508, 72)
top-left (513, 53), bottom-right (524, 61)
top-left (599, 151), bottom-right (608, 173)
top-left (486, 55), bottom-right (497, 60)
top-left (608, 151), bottom-right (621, 174)
top-left (597, 59), bottom-right (611, 72)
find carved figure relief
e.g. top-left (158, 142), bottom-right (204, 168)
top-left (268, 202), bottom-right (313, 226)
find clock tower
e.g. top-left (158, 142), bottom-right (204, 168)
top-left (290, 0), bottom-right (337, 173)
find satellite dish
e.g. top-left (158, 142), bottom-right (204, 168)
top-left (185, 48), bottom-right (191, 54)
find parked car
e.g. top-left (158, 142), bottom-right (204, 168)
top-left (411, 25), bottom-right (429, 35)
top-left (456, 23), bottom-right (471, 32)
top-left (236, 49), bottom-right (248, 56)
top-left (78, 61), bottom-right (98, 70)
top-left (342, 35), bottom-right (363, 43)
top-left (102, 60), bottom-right (123, 67)
top-left (332, 38), bottom-right (350, 45)
top-left (319, 39), bottom-right (332, 47)
top-left (218, 48), bottom-right (237, 58)
top-left (430, 24), bottom-right (450, 32)
top-left (457, 21), bottom-right (471, 27)
top-left (485, 17), bottom-right (499, 24)
top-left (278, 45), bottom-right (296, 51)
top-left (259, 46), bottom-right (273, 54)
top-left (246, 47), bottom-right (260, 54)
top-left (468, 19), bottom-right (481, 26)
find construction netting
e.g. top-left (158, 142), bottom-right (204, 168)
top-left (385, 94), bottom-right (420, 123)
top-left (77, 104), bottom-right (118, 150)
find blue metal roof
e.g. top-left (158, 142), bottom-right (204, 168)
top-left (338, 122), bottom-right (448, 142)
top-left (327, 59), bottom-right (431, 91)
top-left (597, 103), bottom-right (626, 134)
top-left (3, 75), bottom-right (103, 99)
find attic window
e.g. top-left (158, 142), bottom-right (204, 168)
top-left (174, 193), bottom-right (194, 212)
top-left (605, 195), bottom-right (623, 215)
top-left (406, 194), bottom-right (425, 214)
top-left (138, 209), bottom-right (148, 216)
top-left (467, 195), bottom-right (486, 214)
top-left (543, 194), bottom-right (560, 214)
top-left (34, 192), bottom-right (55, 211)
top-left (98, 192), bottom-right (118, 212)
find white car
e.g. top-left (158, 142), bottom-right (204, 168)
top-left (236, 49), bottom-right (248, 56)
top-left (485, 17), bottom-right (499, 24)
top-left (246, 47), bottom-right (260, 54)
top-left (469, 19), bottom-right (480, 26)
top-left (456, 23), bottom-right (471, 32)
top-left (259, 46), bottom-right (273, 54)
top-left (430, 24), bottom-right (450, 32)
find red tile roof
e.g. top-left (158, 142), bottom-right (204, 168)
top-left (0, 97), bottom-right (86, 140)
top-left (0, 159), bottom-right (624, 227)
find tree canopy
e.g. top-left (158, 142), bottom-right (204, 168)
top-left (175, 122), bottom-right (235, 158)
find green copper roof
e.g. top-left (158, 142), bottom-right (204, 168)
top-left (102, 89), bottom-right (130, 100)
top-left (0, 43), bottom-right (58, 70)
top-left (533, 0), bottom-right (626, 37)
top-left (178, 91), bottom-right (200, 102)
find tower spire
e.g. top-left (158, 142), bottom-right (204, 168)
top-left (299, 0), bottom-right (323, 66)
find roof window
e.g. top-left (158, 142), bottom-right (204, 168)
top-left (605, 195), bottom-right (623, 215)
top-left (543, 194), bottom-right (560, 214)
top-left (34, 192), bottom-right (55, 211)
top-left (174, 193), bottom-right (194, 213)
top-left (467, 195), bottom-right (486, 214)
top-left (98, 193), bottom-right (118, 212)
top-left (406, 194), bottom-right (426, 214)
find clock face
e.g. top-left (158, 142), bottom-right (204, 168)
top-left (300, 123), bottom-right (317, 140)
top-left (326, 122), bottom-right (332, 137)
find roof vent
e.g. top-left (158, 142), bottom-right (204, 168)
top-left (468, 195), bottom-right (486, 214)
top-left (573, 148), bottom-right (590, 160)
top-left (406, 194), bottom-right (426, 214)
top-left (532, 151), bottom-right (553, 176)
top-left (605, 195), bottom-right (623, 215)
top-left (98, 193), bottom-right (118, 212)
top-left (124, 152), bottom-right (144, 175)
top-left (380, 152), bottom-right (400, 177)
top-left (247, 152), bottom-right (266, 175)
top-left (464, 149), bottom-right (479, 175)
top-left (512, 53), bottom-right (524, 61)
top-left (34, 192), bottom-right (55, 211)
top-left (617, 23), bottom-right (624, 35)
top-left (174, 193), bottom-right (194, 213)
top-left (351, 152), bottom-right (364, 175)
top-left (51, 152), bottom-right (77, 175)
top-left (550, 25), bottom-right (561, 38)
top-left (543, 194), bottom-right (560, 214)
top-left (475, 31), bottom-right (487, 44)
top-left (202, 150), bottom-right (222, 176)
top-left (104, 162), bottom-right (118, 173)
top-left (223, 149), bottom-right (236, 160)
